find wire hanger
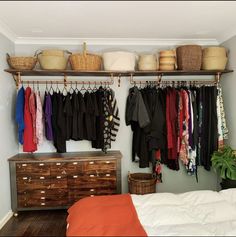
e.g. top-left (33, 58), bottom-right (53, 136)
top-left (45, 81), bottom-right (49, 93)
top-left (75, 81), bottom-right (79, 93)
top-left (49, 81), bottom-right (54, 94)
top-left (80, 81), bottom-right (86, 92)
top-left (56, 81), bottom-right (60, 93)
top-left (87, 81), bottom-right (92, 91)
top-left (69, 81), bottom-right (74, 94)
top-left (93, 81), bottom-right (98, 92)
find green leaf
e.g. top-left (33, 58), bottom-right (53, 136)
top-left (211, 146), bottom-right (236, 180)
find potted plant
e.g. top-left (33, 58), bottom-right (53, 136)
top-left (211, 145), bottom-right (236, 189)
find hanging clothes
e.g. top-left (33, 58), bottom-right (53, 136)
top-left (23, 87), bottom-right (37, 152)
top-left (71, 91), bottom-right (79, 141)
top-left (64, 93), bottom-right (73, 141)
top-left (16, 86), bottom-right (25, 145)
top-left (43, 92), bottom-right (53, 141)
top-left (126, 83), bottom-right (225, 178)
top-left (35, 90), bottom-right (43, 145)
top-left (29, 88), bottom-right (37, 145)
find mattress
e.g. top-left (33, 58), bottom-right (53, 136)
top-left (132, 188), bottom-right (236, 236)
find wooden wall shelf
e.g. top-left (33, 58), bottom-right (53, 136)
top-left (4, 69), bottom-right (233, 77)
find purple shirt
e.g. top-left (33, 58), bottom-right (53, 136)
top-left (44, 92), bottom-right (53, 140)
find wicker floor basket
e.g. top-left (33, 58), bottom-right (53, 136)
top-left (176, 45), bottom-right (202, 70)
top-left (128, 173), bottom-right (157, 195)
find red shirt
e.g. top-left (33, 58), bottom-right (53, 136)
top-left (23, 87), bottom-right (37, 152)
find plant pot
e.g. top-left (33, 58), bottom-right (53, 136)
top-left (221, 179), bottom-right (236, 190)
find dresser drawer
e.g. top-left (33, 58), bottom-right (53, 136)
top-left (50, 162), bottom-right (67, 176)
top-left (17, 177), bottom-right (51, 191)
top-left (83, 160), bottom-right (116, 173)
top-left (67, 174), bottom-right (116, 188)
top-left (16, 162), bottom-right (50, 176)
top-left (17, 189), bottom-right (68, 208)
top-left (66, 161), bottom-right (83, 175)
top-left (50, 176), bottom-right (67, 189)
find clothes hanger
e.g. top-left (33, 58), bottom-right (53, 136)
top-left (37, 81), bottom-right (40, 95)
top-left (87, 81), bottom-right (92, 92)
top-left (69, 81), bottom-right (74, 94)
top-left (49, 81), bottom-right (54, 94)
top-left (92, 81), bottom-right (97, 92)
top-left (80, 81), bottom-right (86, 92)
top-left (62, 84), bottom-right (68, 95)
top-left (75, 81), bottom-right (79, 93)
top-left (56, 81), bottom-right (60, 93)
top-left (45, 81), bottom-right (49, 93)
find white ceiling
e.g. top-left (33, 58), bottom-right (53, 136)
top-left (0, 1), bottom-right (236, 45)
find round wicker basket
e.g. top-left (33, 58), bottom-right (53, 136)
top-left (128, 172), bottom-right (156, 195)
top-left (7, 53), bottom-right (37, 70)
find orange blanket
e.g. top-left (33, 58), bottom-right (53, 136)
top-left (66, 194), bottom-right (147, 236)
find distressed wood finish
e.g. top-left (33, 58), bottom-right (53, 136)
top-left (8, 151), bottom-right (122, 214)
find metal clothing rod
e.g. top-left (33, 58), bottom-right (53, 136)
top-left (20, 80), bottom-right (114, 85)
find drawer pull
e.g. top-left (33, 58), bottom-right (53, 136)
top-left (22, 164), bottom-right (27, 167)
top-left (89, 174), bottom-right (95, 177)
top-left (40, 191), bottom-right (45, 194)
top-left (41, 203), bottom-right (45, 206)
top-left (40, 197), bottom-right (45, 200)
top-left (89, 161), bottom-right (94, 164)
top-left (39, 163), bottom-right (45, 166)
top-left (73, 175), bottom-right (78, 178)
top-left (105, 161), bottom-right (110, 164)
top-left (73, 162), bottom-right (78, 165)
top-left (22, 177), bottom-right (28, 180)
top-left (56, 176), bottom-right (62, 179)
top-left (106, 174), bottom-right (111, 177)
top-left (56, 163), bottom-right (61, 166)
top-left (90, 189), bottom-right (95, 192)
top-left (39, 177), bottom-right (45, 180)
top-left (90, 195), bottom-right (95, 197)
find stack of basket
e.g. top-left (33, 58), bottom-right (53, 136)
top-left (159, 50), bottom-right (176, 71)
top-left (202, 47), bottom-right (228, 70)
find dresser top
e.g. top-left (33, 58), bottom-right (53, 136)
top-left (8, 150), bottom-right (122, 162)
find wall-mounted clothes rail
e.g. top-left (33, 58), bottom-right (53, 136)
top-left (4, 69), bottom-right (234, 89)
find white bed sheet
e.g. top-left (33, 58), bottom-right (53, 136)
top-left (131, 188), bottom-right (236, 236)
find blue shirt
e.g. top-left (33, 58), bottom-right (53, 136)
top-left (15, 87), bottom-right (25, 144)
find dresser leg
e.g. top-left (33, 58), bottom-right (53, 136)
top-left (13, 212), bottom-right (18, 217)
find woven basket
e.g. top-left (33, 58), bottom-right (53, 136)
top-left (202, 56), bottom-right (228, 70)
top-left (203, 47), bottom-right (227, 58)
top-left (7, 53), bottom-right (37, 70)
top-left (128, 173), bottom-right (156, 195)
top-left (176, 45), bottom-right (202, 70)
top-left (69, 42), bottom-right (102, 71)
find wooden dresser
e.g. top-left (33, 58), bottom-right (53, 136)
top-left (8, 151), bottom-right (122, 215)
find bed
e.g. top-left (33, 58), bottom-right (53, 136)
top-left (66, 188), bottom-right (236, 236)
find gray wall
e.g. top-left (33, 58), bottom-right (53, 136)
top-left (221, 36), bottom-right (236, 148)
top-left (0, 34), bottom-right (18, 221)
top-left (14, 43), bottom-right (220, 193)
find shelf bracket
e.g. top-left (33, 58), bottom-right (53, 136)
top-left (64, 74), bottom-right (67, 87)
top-left (13, 72), bottom-right (21, 90)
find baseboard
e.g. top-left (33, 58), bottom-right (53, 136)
top-left (0, 210), bottom-right (13, 230)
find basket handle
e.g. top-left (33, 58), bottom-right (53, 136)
top-left (83, 42), bottom-right (87, 57)
top-left (34, 50), bottom-right (42, 58)
top-left (6, 53), bottom-right (10, 60)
